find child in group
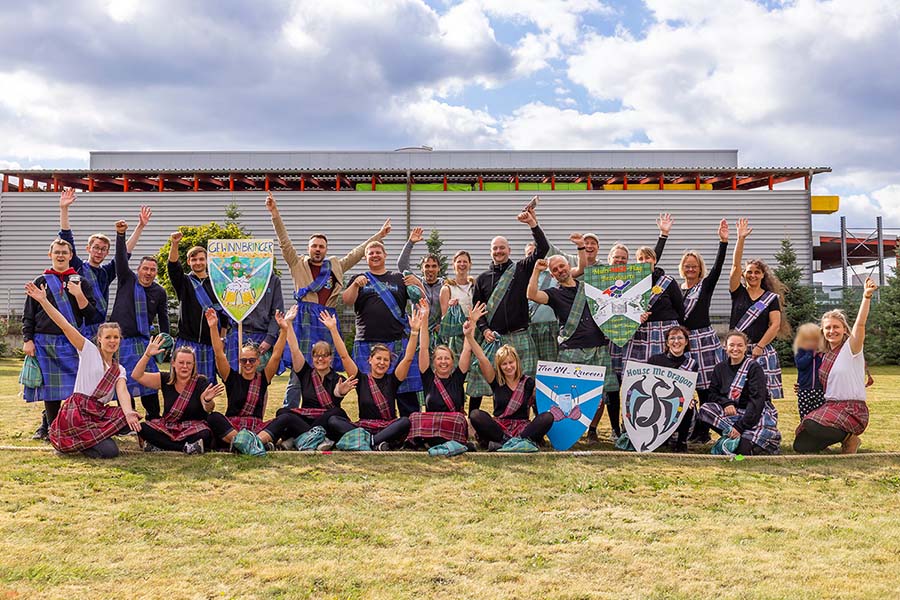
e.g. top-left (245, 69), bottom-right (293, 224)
top-left (793, 323), bottom-right (825, 419)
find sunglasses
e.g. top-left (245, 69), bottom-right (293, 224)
top-left (239, 357), bottom-right (259, 365)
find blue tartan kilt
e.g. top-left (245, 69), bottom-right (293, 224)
top-left (119, 336), bottom-right (159, 397)
top-left (689, 326), bottom-right (725, 390)
top-left (174, 338), bottom-right (217, 383)
top-left (79, 321), bottom-right (101, 343)
top-left (281, 302), bottom-right (343, 372)
top-left (26, 333), bottom-right (78, 403)
top-left (225, 330), bottom-right (284, 375)
top-left (698, 402), bottom-right (782, 454)
top-left (353, 338), bottom-right (423, 394)
top-left (623, 320), bottom-right (679, 366)
top-left (750, 343), bottom-right (783, 399)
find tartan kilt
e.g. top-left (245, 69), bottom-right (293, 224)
top-left (446, 334), bottom-right (465, 357)
top-left (408, 411), bottom-right (468, 443)
top-left (119, 336), bottom-right (159, 398)
top-left (505, 330), bottom-right (538, 378)
top-left (226, 415), bottom-right (272, 434)
top-left (529, 320), bottom-right (559, 363)
top-left (608, 341), bottom-right (625, 381)
top-left (623, 320), bottom-right (678, 365)
top-left (800, 400), bottom-right (868, 436)
top-left (49, 393), bottom-right (126, 453)
top-left (465, 329), bottom-right (493, 398)
top-left (698, 402), bottom-right (782, 454)
top-left (355, 418), bottom-right (397, 434)
top-left (688, 326), bottom-right (724, 390)
top-left (797, 388), bottom-right (826, 420)
top-left (749, 343), bottom-right (783, 399)
top-left (496, 417), bottom-right (530, 438)
top-left (26, 333), bottom-right (79, 403)
top-left (282, 302), bottom-right (343, 371)
top-left (174, 338), bottom-right (217, 383)
top-left (79, 321), bottom-right (101, 342)
top-left (226, 330), bottom-right (284, 375)
top-left (144, 418), bottom-right (211, 442)
top-left (353, 338), bottom-right (423, 394)
top-left (558, 346), bottom-right (619, 392)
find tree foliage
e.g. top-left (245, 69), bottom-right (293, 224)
top-left (426, 229), bottom-right (449, 278)
top-left (867, 270), bottom-right (900, 365)
top-left (155, 221), bottom-right (251, 298)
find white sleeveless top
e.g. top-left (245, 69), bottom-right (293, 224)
top-left (446, 280), bottom-right (473, 315)
top-left (825, 342), bottom-right (866, 402)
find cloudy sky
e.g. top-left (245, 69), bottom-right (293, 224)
top-left (2, 0), bottom-right (899, 280)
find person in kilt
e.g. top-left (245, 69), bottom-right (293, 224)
top-left (23, 238), bottom-right (101, 439)
top-left (699, 330), bottom-right (782, 455)
top-left (131, 338), bottom-right (224, 454)
top-left (469, 204), bottom-right (549, 411)
top-left (167, 230), bottom-right (226, 383)
top-left (265, 192), bottom-right (391, 398)
top-left (205, 307), bottom-right (310, 454)
top-left (110, 220), bottom-right (169, 421)
top-left (223, 274), bottom-right (284, 374)
top-left (24, 282), bottom-right (140, 458)
top-left (342, 240), bottom-right (426, 417)
top-left (792, 323), bottom-right (826, 420)
top-left (623, 244), bottom-right (684, 364)
top-left (729, 218), bottom-right (790, 399)
top-left (794, 278), bottom-right (878, 454)
top-left (439, 250), bottom-right (474, 365)
top-left (398, 226), bottom-right (444, 350)
top-left (406, 299), bottom-right (473, 448)
top-left (646, 325), bottom-right (699, 452)
top-left (466, 308), bottom-right (553, 450)
top-left (678, 219), bottom-right (729, 443)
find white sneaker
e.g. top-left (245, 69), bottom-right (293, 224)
top-left (183, 439), bottom-right (205, 455)
top-left (316, 440), bottom-right (335, 451)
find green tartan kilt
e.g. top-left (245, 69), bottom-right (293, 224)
top-left (465, 329), bottom-right (538, 397)
top-left (529, 320), bottom-right (559, 363)
top-left (557, 346), bottom-right (619, 392)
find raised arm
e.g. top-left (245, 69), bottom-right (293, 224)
top-left (114, 222), bottom-right (133, 284)
top-left (24, 282), bottom-right (87, 351)
top-left (341, 274), bottom-right (368, 307)
top-left (850, 278), bottom-right (877, 354)
top-left (126, 205), bottom-right (151, 254)
top-left (417, 299), bottom-right (431, 374)
top-left (320, 310), bottom-right (358, 379)
top-left (130, 334), bottom-right (167, 389)
top-left (527, 259), bottom-right (551, 304)
top-left (654, 213), bottom-right (673, 261)
top-left (340, 218), bottom-right (392, 272)
top-left (519, 208), bottom-right (549, 273)
top-left (705, 219), bottom-right (729, 288)
top-left (465, 303), bottom-right (495, 384)
top-left (57, 189), bottom-right (84, 269)
top-left (266, 193), bottom-right (300, 269)
top-left (394, 304), bottom-right (422, 382)
top-left (265, 310), bottom-right (289, 382)
top-left (205, 308), bottom-right (231, 380)
top-left (730, 218), bottom-right (751, 292)
top-left (397, 227), bottom-right (422, 272)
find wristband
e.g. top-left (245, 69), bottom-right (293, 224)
top-left (865, 294), bottom-right (873, 299)
top-left (576, 246), bottom-right (586, 251)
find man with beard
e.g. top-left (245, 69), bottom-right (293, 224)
top-left (397, 226), bottom-right (444, 348)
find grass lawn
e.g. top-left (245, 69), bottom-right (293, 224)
top-left (1, 358), bottom-right (899, 599)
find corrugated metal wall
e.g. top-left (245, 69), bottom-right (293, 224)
top-left (0, 190), bottom-right (811, 322)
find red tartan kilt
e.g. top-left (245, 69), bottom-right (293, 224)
top-left (496, 417), bottom-right (530, 438)
top-left (227, 416), bottom-right (271, 434)
top-left (408, 412), bottom-right (468, 443)
top-left (144, 418), bottom-right (211, 442)
top-left (49, 393), bottom-right (126, 453)
top-left (799, 400), bottom-right (868, 436)
top-left (355, 418), bottom-right (396, 434)
top-left (292, 407), bottom-right (328, 419)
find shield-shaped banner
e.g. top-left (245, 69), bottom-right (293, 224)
top-left (620, 360), bottom-right (698, 452)
top-left (207, 239), bottom-right (275, 323)
top-left (581, 263), bottom-right (652, 347)
top-left (535, 360), bottom-right (605, 450)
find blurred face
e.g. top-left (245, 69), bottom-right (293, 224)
top-left (239, 347), bottom-right (260, 376)
top-left (137, 259), bottom-right (158, 286)
top-left (49, 243), bottom-right (72, 271)
top-left (743, 263), bottom-right (763, 288)
top-left (491, 237), bottom-right (510, 264)
top-left (584, 238), bottom-right (599, 262)
top-left (549, 257), bottom-right (571, 284)
top-left (453, 254), bottom-right (470, 276)
top-left (311, 347), bottom-right (333, 372)
top-left (636, 252), bottom-right (656, 268)
top-left (308, 237), bottom-right (328, 264)
top-left (797, 333), bottom-right (820, 351)
top-left (682, 256), bottom-right (700, 281)
top-left (725, 335), bottom-right (747, 361)
top-left (499, 357), bottom-right (517, 379)
top-left (666, 331), bottom-right (687, 356)
top-left (97, 326), bottom-right (121, 355)
top-left (188, 251), bottom-right (207, 274)
top-left (86, 239), bottom-right (110, 266)
top-left (173, 351), bottom-right (196, 380)
top-left (366, 245), bottom-right (385, 271)
top-left (432, 348), bottom-right (453, 376)
top-left (609, 247), bottom-right (628, 265)
top-left (422, 258), bottom-right (439, 283)
top-left (822, 318), bottom-right (846, 347)
top-left (369, 349), bottom-right (392, 377)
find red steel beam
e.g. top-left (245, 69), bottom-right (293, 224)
top-left (623, 172), bottom-right (628, 190)
top-left (2, 174), bottom-right (7, 193)
top-left (658, 173), bottom-right (664, 190)
top-left (586, 173), bottom-right (592, 191)
top-left (551, 173), bottom-right (555, 191)
top-left (478, 174), bottom-right (483, 191)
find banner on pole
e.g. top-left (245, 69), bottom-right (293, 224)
top-left (207, 239), bottom-right (274, 323)
top-left (535, 360), bottom-right (605, 451)
top-left (620, 360), bottom-right (698, 452)
top-left (581, 263), bottom-right (652, 347)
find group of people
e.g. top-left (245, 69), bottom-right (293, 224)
top-left (21, 189), bottom-right (878, 458)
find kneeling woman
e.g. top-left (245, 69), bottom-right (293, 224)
top-left (132, 337), bottom-right (223, 454)
top-left (325, 308), bottom-right (421, 450)
top-left (206, 307), bottom-right (309, 453)
top-left (25, 282), bottom-right (140, 458)
top-left (699, 330), bottom-right (782, 455)
top-left (794, 278), bottom-right (877, 454)
top-left (407, 300), bottom-right (474, 447)
top-left (467, 304), bottom-right (554, 449)
top-left (646, 325), bottom-right (698, 452)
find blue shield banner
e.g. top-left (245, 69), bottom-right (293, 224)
top-left (535, 360), bottom-right (605, 450)
top-left (621, 360), bottom-right (698, 452)
top-left (207, 239), bottom-right (274, 323)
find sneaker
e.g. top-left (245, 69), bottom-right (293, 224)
top-left (143, 442), bottom-right (163, 453)
top-left (183, 439), bottom-right (205, 455)
top-left (374, 441), bottom-right (391, 451)
top-left (32, 425), bottom-right (49, 441)
top-left (264, 442), bottom-right (276, 452)
top-left (586, 429), bottom-right (599, 444)
top-left (316, 439), bottom-right (336, 452)
top-left (279, 437), bottom-right (297, 451)
top-left (487, 441), bottom-right (503, 452)
top-left (609, 431), bottom-right (621, 443)
top-left (465, 442), bottom-right (478, 453)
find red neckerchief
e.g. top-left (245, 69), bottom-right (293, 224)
top-left (43, 267), bottom-right (77, 281)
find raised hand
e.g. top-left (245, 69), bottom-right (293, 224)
top-left (569, 232), bottom-right (585, 247)
top-left (170, 231), bottom-right (183, 244)
top-left (736, 218), bottom-right (752, 240)
top-left (535, 258), bottom-right (549, 272)
top-left (59, 188), bottom-right (76, 209)
top-left (469, 301), bottom-right (487, 323)
top-left (417, 297), bottom-right (430, 318)
top-left (138, 205), bottom-right (152, 227)
top-left (145, 334), bottom-right (167, 356)
top-left (274, 309), bottom-right (288, 330)
top-left (318, 310), bottom-right (338, 330)
top-left (409, 226), bottom-right (424, 244)
top-left (378, 218), bottom-right (392, 238)
top-left (265, 192), bottom-right (277, 213)
top-left (116, 220), bottom-right (127, 234)
top-left (336, 377), bottom-right (358, 396)
top-left (204, 307), bottom-right (219, 329)
top-left (657, 213), bottom-right (674, 236)
top-left (718, 218), bottom-right (729, 242)
top-left (517, 208), bottom-right (537, 227)
top-left (409, 305), bottom-right (425, 331)
top-left (24, 282), bottom-right (48, 304)
top-left (284, 304), bottom-right (298, 323)
top-left (462, 319), bottom-right (475, 338)
top-left (864, 277), bottom-right (878, 297)
top-left (201, 382), bottom-right (226, 402)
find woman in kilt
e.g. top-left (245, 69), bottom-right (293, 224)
top-left (205, 307), bottom-right (310, 455)
top-left (678, 219), bottom-right (729, 443)
top-left (699, 330), bottom-right (782, 455)
top-left (467, 303), bottom-right (553, 450)
top-left (24, 282), bottom-right (140, 459)
top-left (407, 299), bottom-right (475, 448)
top-left (132, 338), bottom-right (223, 454)
top-left (794, 278), bottom-right (877, 454)
top-left (729, 218), bottom-right (790, 399)
top-left (646, 325), bottom-right (699, 452)
top-left (439, 250), bottom-right (474, 358)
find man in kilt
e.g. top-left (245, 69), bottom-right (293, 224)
top-left (223, 274), bottom-right (284, 374)
top-left (468, 205), bottom-right (549, 402)
top-left (524, 240), bottom-right (575, 366)
top-left (23, 238), bottom-right (101, 438)
top-left (265, 192), bottom-right (391, 404)
top-left (110, 220), bottom-right (169, 420)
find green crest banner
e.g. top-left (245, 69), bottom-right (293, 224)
top-left (207, 239), bottom-right (274, 323)
top-left (581, 263), bottom-right (653, 346)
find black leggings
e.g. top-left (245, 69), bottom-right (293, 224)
top-left (396, 392), bottom-right (420, 418)
top-left (44, 400), bottom-right (61, 426)
top-left (276, 406), bottom-right (348, 431)
top-left (469, 409), bottom-right (554, 446)
top-left (469, 396), bottom-right (483, 412)
top-left (326, 415), bottom-right (411, 447)
top-left (139, 423), bottom-right (213, 452)
top-left (687, 389), bottom-right (712, 441)
top-left (81, 438), bottom-right (119, 459)
top-left (207, 411), bottom-right (310, 444)
top-left (793, 420), bottom-right (848, 453)
top-left (139, 393), bottom-right (162, 421)
top-left (590, 391), bottom-right (621, 437)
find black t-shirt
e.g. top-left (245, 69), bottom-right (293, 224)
top-left (708, 358), bottom-right (768, 432)
top-left (224, 370), bottom-right (270, 418)
top-left (729, 286), bottom-right (780, 344)
top-left (356, 373), bottom-right (401, 420)
top-left (648, 352), bottom-right (696, 371)
top-left (421, 367), bottom-right (466, 412)
top-left (354, 272), bottom-right (409, 341)
top-left (296, 362), bottom-right (344, 409)
top-left (489, 377), bottom-right (534, 420)
top-left (543, 284), bottom-right (607, 350)
top-left (159, 372), bottom-right (209, 422)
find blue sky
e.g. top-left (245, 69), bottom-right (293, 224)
top-left (1, 0), bottom-right (899, 282)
